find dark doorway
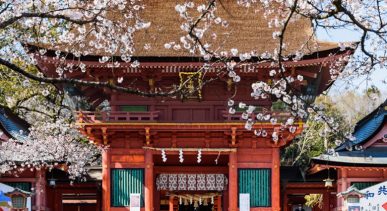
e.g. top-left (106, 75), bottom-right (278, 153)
top-left (63, 203), bottom-right (97, 211)
top-left (178, 204), bottom-right (214, 211)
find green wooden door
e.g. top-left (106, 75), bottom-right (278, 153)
top-left (238, 169), bottom-right (271, 207)
top-left (111, 169), bottom-right (144, 207)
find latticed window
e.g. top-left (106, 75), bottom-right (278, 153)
top-left (238, 169), bottom-right (271, 207)
top-left (11, 196), bottom-right (26, 208)
top-left (347, 196), bottom-right (360, 203)
top-left (111, 168), bottom-right (144, 207)
top-left (120, 105), bottom-right (148, 112)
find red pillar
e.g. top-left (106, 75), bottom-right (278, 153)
top-left (154, 188), bottom-right (160, 211)
top-left (272, 148), bottom-right (280, 211)
top-left (337, 168), bottom-right (348, 210)
top-left (35, 169), bottom-right (46, 211)
top-left (283, 193), bottom-right (288, 211)
top-left (102, 148), bottom-right (111, 211)
top-left (217, 196), bottom-right (222, 211)
top-left (323, 190), bottom-right (330, 211)
top-left (169, 196), bottom-right (174, 211)
top-left (229, 151), bottom-right (238, 211)
top-left (145, 150), bottom-right (154, 211)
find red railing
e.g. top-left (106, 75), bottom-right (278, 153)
top-left (221, 111), bottom-right (293, 122)
top-left (77, 111), bottom-right (160, 123)
top-left (77, 110), bottom-right (293, 123)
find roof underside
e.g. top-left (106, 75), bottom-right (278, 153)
top-left (33, 0), bottom-right (339, 57)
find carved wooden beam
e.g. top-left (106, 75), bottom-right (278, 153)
top-left (84, 127), bottom-right (98, 144)
top-left (230, 127), bottom-right (237, 146)
top-left (101, 127), bottom-right (109, 145)
top-left (171, 133), bottom-right (177, 148)
top-left (145, 127), bottom-right (151, 146)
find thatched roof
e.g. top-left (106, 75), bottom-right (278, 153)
top-left (35, 0), bottom-right (338, 57)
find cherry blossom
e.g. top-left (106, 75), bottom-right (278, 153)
top-left (0, 120), bottom-right (102, 180)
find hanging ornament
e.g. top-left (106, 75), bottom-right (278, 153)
top-left (184, 198), bottom-right (188, 206)
top-left (190, 197), bottom-right (193, 204)
top-left (161, 149), bottom-right (167, 162)
top-left (179, 197), bottom-right (182, 205)
top-left (203, 198), bottom-right (208, 206)
top-left (197, 149), bottom-right (202, 163)
top-left (194, 201), bottom-right (198, 208)
top-left (199, 197), bottom-right (202, 205)
top-left (211, 196), bottom-right (214, 204)
top-left (179, 148), bottom-right (184, 163)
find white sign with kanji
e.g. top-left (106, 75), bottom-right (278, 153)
top-left (130, 193), bottom-right (141, 211)
top-left (359, 180), bottom-right (387, 211)
top-left (239, 193), bottom-right (250, 211)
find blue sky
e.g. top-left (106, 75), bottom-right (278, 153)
top-left (316, 28), bottom-right (387, 95)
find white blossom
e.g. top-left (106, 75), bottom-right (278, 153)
top-left (0, 121), bottom-right (102, 179)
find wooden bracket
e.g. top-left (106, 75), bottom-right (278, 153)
top-left (230, 127), bottom-right (237, 146)
top-left (101, 127), bottom-right (109, 145)
top-left (226, 78), bottom-right (233, 91)
top-left (145, 127), bottom-right (151, 146)
top-left (141, 72), bottom-right (161, 92)
top-left (148, 78), bottom-right (155, 92)
top-left (171, 133), bottom-right (177, 148)
top-left (84, 127), bottom-right (98, 144)
top-left (139, 127), bottom-right (156, 146)
top-left (86, 127), bottom-right (93, 136)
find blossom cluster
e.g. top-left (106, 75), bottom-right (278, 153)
top-left (0, 120), bottom-right (102, 180)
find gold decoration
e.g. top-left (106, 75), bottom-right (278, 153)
top-left (226, 78), bottom-right (233, 91)
top-left (179, 72), bottom-right (202, 100)
top-left (148, 78), bottom-right (155, 92)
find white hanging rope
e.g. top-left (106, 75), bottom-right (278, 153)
top-left (197, 149), bottom-right (202, 163)
top-left (179, 148), bottom-right (184, 163)
top-left (169, 193), bottom-right (221, 202)
top-left (143, 146), bottom-right (237, 152)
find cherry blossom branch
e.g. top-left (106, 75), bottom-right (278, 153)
top-left (0, 57), bottom-right (183, 97)
top-left (0, 11), bottom-right (102, 29)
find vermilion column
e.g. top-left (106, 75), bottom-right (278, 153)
top-left (337, 168), bottom-right (348, 210)
top-left (145, 150), bottom-right (154, 211)
top-left (272, 148), bottom-right (280, 211)
top-left (217, 196), bottom-right (222, 211)
top-left (323, 191), bottom-right (330, 211)
top-left (228, 151), bottom-right (238, 211)
top-left (283, 193), bottom-right (288, 211)
top-left (169, 196), bottom-right (174, 211)
top-left (102, 148), bottom-right (111, 211)
top-left (35, 169), bottom-right (46, 211)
